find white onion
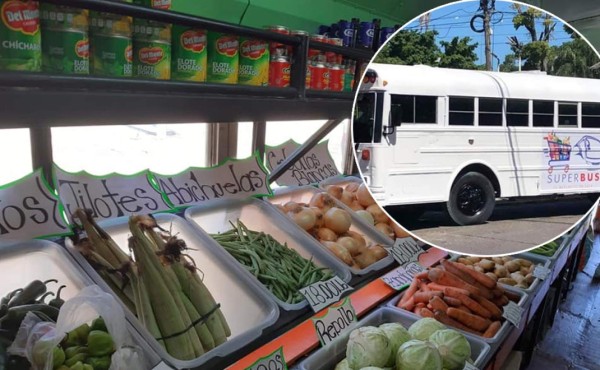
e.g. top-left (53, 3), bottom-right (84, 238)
top-left (366, 204), bottom-right (389, 224)
top-left (310, 207), bottom-right (325, 228)
top-left (317, 227), bottom-right (337, 241)
top-left (323, 241), bottom-right (354, 266)
top-left (349, 200), bottom-right (365, 211)
top-left (356, 184), bottom-right (376, 207)
top-left (340, 190), bottom-right (354, 206)
top-left (375, 222), bottom-right (395, 239)
top-left (343, 230), bottom-right (367, 248)
top-left (355, 210), bottom-right (375, 226)
top-left (337, 236), bottom-right (361, 256)
top-left (288, 207), bottom-right (316, 231)
top-left (354, 249), bottom-right (378, 268)
top-left (309, 192), bottom-right (336, 211)
top-left (283, 201), bottom-right (301, 213)
top-left (391, 221), bottom-right (408, 238)
top-left (345, 182), bottom-right (360, 193)
top-left (369, 244), bottom-right (388, 260)
top-left (324, 207), bottom-right (352, 234)
top-left (326, 185), bottom-right (344, 200)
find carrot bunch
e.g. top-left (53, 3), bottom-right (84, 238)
top-left (396, 259), bottom-right (521, 338)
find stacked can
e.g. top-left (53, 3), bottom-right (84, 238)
top-left (308, 34), bottom-right (326, 63)
top-left (207, 32), bottom-right (239, 84)
top-left (89, 1), bottom-right (133, 77)
top-left (325, 37), bottom-right (343, 65)
top-left (337, 19), bottom-right (355, 47)
top-left (171, 26), bottom-right (207, 82)
top-left (132, 19), bottom-right (171, 80)
top-left (343, 59), bottom-right (356, 92)
top-left (358, 21), bottom-right (374, 49)
top-left (0, 0), bottom-right (41, 71)
top-left (379, 26), bottom-right (395, 46)
top-left (40, 4), bottom-right (89, 74)
top-left (239, 37), bottom-right (269, 86)
top-left (265, 25), bottom-right (289, 57)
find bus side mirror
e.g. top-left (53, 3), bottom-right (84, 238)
top-left (391, 105), bottom-right (402, 127)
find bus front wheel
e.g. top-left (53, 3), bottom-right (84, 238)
top-left (446, 172), bottom-right (495, 226)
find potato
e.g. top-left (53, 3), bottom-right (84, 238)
top-left (466, 256), bottom-right (481, 264)
top-left (458, 258), bottom-right (473, 265)
top-left (505, 260), bottom-right (521, 273)
top-left (516, 283), bottom-right (529, 289)
top-left (520, 267), bottom-right (530, 275)
top-left (510, 272), bottom-right (525, 284)
top-left (523, 274), bottom-right (535, 285)
top-left (514, 258), bottom-right (533, 268)
top-left (494, 265), bottom-right (508, 278)
top-left (474, 266), bottom-right (485, 273)
top-left (492, 257), bottom-right (504, 265)
top-left (529, 265), bottom-right (536, 274)
top-left (479, 259), bottom-right (495, 271)
top-left (501, 256), bottom-right (513, 263)
top-left (485, 272), bottom-right (498, 281)
top-left (498, 277), bottom-right (517, 286)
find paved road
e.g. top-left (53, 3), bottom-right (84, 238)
top-left (386, 196), bottom-right (596, 255)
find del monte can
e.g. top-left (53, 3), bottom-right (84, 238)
top-left (0, 0), bottom-right (41, 71)
top-left (238, 37), bottom-right (268, 86)
top-left (172, 25), bottom-right (206, 82)
top-left (207, 32), bottom-right (238, 84)
top-left (40, 4), bottom-right (89, 74)
top-left (133, 0), bottom-right (171, 10)
top-left (133, 19), bottom-right (171, 80)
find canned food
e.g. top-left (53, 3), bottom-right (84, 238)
top-left (89, 4), bottom-right (133, 77)
top-left (308, 34), bottom-right (326, 63)
top-left (379, 26), bottom-right (395, 46)
top-left (269, 55), bottom-right (290, 87)
top-left (0, 0), bottom-right (41, 71)
top-left (338, 20), bottom-right (354, 47)
top-left (317, 25), bottom-right (330, 37)
top-left (40, 4), bottom-right (89, 74)
top-left (288, 29), bottom-right (308, 59)
top-left (132, 0), bottom-right (171, 10)
top-left (343, 70), bottom-right (353, 92)
top-left (171, 25), bottom-right (206, 82)
top-left (133, 19), bottom-right (171, 80)
top-left (326, 37), bottom-right (343, 65)
top-left (207, 32), bottom-right (239, 84)
top-left (309, 61), bottom-right (327, 90)
top-left (329, 23), bottom-right (339, 39)
top-left (238, 37), bottom-right (269, 86)
top-left (358, 21), bottom-right (374, 48)
top-left (328, 64), bottom-right (344, 91)
top-left (265, 24), bottom-right (289, 55)
top-left (305, 64), bottom-right (311, 89)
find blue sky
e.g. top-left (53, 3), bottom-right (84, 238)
top-left (400, 0), bottom-right (574, 69)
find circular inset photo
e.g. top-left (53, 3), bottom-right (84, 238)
top-left (352, 0), bottom-right (600, 255)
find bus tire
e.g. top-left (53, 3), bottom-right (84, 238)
top-left (446, 172), bottom-right (495, 226)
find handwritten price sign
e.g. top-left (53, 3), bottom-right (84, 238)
top-left (299, 276), bottom-right (353, 313)
top-left (312, 297), bottom-right (357, 347)
top-left (244, 347), bottom-right (287, 370)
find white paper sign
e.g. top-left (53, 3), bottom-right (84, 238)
top-left (151, 362), bottom-right (174, 370)
top-left (502, 301), bottom-right (524, 328)
top-left (312, 297), bottom-right (357, 347)
top-left (381, 262), bottom-right (426, 290)
top-left (154, 155), bottom-right (272, 208)
top-left (0, 169), bottom-right (69, 241)
top-left (54, 166), bottom-right (170, 222)
top-left (533, 265), bottom-right (551, 280)
top-left (385, 237), bottom-right (425, 266)
top-left (299, 276), bottom-right (353, 313)
top-left (265, 139), bottom-right (340, 186)
top-left (244, 347), bottom-right (287, 370)
top-left (463, 361), bottom-right (479, 370)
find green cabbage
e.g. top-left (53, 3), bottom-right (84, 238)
top-left (346, 326), bottom-right (391, 369)
top-left (378, 323), bottom-right (411, 367)
top-left (396, 340), bottom-right (443, 370)
top-left (429, 329), bottom-right (471, 370)
top-left (408, 318), bottom-right (447, 341)
top-left (335, 358), bottom-right (351, 370)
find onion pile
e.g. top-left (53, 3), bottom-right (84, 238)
top-left (326, 182), bottom-right (408, 240)
top-left (277, 192), bottom-right (387, 269)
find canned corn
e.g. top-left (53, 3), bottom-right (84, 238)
top-left (133, 19), bottom-right (171, 80)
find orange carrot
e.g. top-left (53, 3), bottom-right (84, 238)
top-left (416, 302), bottom-right (426, 309)
top-left (442, 286), bottom-right (472, 299)
top-left (415, 271), bottom-right (429, 280)
top-left (483, 321), bottom-right (502, 338)
top-left (492, 295), bottom-right (509, 308)
top-left (399, 278), bottom-right (419, 306)
top-left (433, 309), bottom-right (482, 336)
top-left (443, 296), bottom-right (462, 307)
top-left (447, 307), bottom-right (492, 332)
top-left (420, 307), bottom-right (435, 318)
top-left (430, 296), bottom-right (449, 312)
top-left (413, 306), bottom-right (422, 314)
top-left (441, 259), bottom-right (479, 285)
top-left (493, 286), bottom-right (505, 297)
top-left (452, 293), bottom-right (493, 319)
top-left (456, 305), bottom-right (472, 314)
top-left (414, 291), bottom-right (443, 304)
top-left (449, 260), bottom-right (497, 289)
top-left (420, 281), bottom-right (431, 292)
top-left (473, 294), bottom-right (503, 320)
top-left (429, 268), bottom-right (491, 299)
top-left (399, 296), bottom-right (415, 311)
top-left (504, 290), bottom-right (521, 303)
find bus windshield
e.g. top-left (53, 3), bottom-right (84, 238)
top-left (353, 93), bottom-right (376, 143)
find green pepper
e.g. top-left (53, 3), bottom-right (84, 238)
top-left (90, 317), bottom-right (107, 332)
top-left (82, 364), bottom-right (94, 370)
top-left (69, 361), bottom-right (84, 370)
top-left (56, 366), bottom-right (70, 370)
top-left (87, 331), bottom-right (114, 357)
top-left (64, 346), bottom-right (88, 360)
top-left (65, 353), bottom-right (87, 367)
top-left (64, 323), bottom-right (90, 347)
top-left (53, 346), bottom-right (66, 368)
top-left (85, 355), bottom-right (111, 370)
top-left (48, 285), bottom-right (66, 309)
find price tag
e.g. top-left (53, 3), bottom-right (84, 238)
top-left (244, 347), bottom-right (287, 370)
top-left (151, 362), bottom-right (174, 370)
top-left (299, 276), bottom-right (353, 313)
top-left (502, 301), bottom-right (523, 328)
top-left (463, 361), bottom-right (479, 370)
top-left (381, 262), bottom-right (426, 290)
top-left (385, 237), bottom-right (425, 266)
top-left (312, 297), bottom-right (357, 347)
top-left (532, 265), bottom-right (551, 280)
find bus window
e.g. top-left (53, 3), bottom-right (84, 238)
top-left (558, 103), bottom-right (578, 127)
top-left (449, 97), bottom-right (474, 126)
top-left (507, 99), bottom-right (529, 127)
top-left (478, 98), bottom-right (503, 126)
top-left (533, 100), bottom-right (554, 127)
top-left (354, 93), bottom-right (377, 143)
top-left (582, 102), bottom-right (600, 128)
top-left (390, 95), bottom-right (437, 124)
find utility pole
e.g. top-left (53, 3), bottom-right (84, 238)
top-left (482, 0), bottom-right (493, 71)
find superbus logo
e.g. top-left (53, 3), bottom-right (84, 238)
top-left (75, 39), bottom-right (89, 58)
top-left (216, 36), bottom-right (238, 57)
top-left (125, 45), bottom-right (133, 62)
top-left (181, 30), bottom-right (206, 53)
top-left (139, 47), bottom-right (164, 65)
top-left (240, 40), bottom-right (267, 60)
top-left (1, 1), bottom-right (39, 35)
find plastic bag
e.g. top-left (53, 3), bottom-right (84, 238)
top-left (8, 285), bottom-right (148, 370)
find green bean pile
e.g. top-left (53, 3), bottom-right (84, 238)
top-left (211, 220), bottom-right (334, 304)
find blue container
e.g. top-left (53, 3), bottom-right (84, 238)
top-left (338, 20), bottom-right (354, 47)
top-left (318, 25), bottom-right (331, 37)
top-left (329, 23), bottom-right (340, 38)
top-left (379, 26), bottom-right (396, 46)
top-left (358, 21), bottom-right (374, 48)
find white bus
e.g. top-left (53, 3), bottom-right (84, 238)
top-left (354, 63), bottom-right (600, 225)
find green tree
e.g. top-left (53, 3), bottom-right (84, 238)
top-left (374, 30), bottom-right (441, 66)
top-left (551, 38), bottom-right (600, 78)
top-left (509, 4), bottom-right (556, 71)
top-left (438, 36), bottom-right (479, 69)
top-left (500, 54), bottom-right (518, 72)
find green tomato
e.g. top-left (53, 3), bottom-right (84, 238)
top-left (85, 355), bottom-right (111, 370)
top-left (90, 317), bottom-right (108, 332)
top-left (69, 361), bottom-right (84, 370)
top-left (65, 353), bottom-right (87, 367)
top-left (53, 346), bottom-right (66, 368)
top-left (87, 330), bottom-right (115, 357)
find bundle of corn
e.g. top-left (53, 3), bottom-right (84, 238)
top-left (73, 210), bottom-right (230, 360)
